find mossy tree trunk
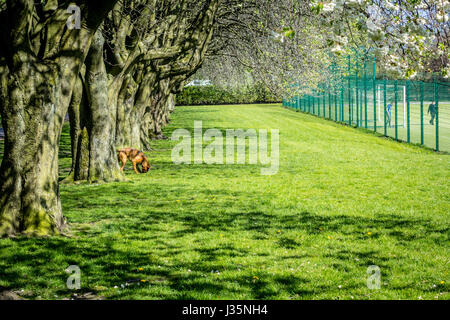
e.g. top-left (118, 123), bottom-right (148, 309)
top-left (0, 0), bottom-right (118, 237)
top-left (150, 79), bottom-right (171, 140)
top-left (67, 74), bottom-right (90, 182)
top-left (115, 74), bottom-right (142, 149)
top-left (134, 70), bottom-right (157, 150)
top-left (115, 65), bottom-right (160, 150)
top-left (67, 30), bottom-right (123, 183)
top-left (0, 63), bottom-right (67, 236)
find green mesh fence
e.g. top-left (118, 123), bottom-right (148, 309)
top-left (283, 52), bottom-right (450, 153)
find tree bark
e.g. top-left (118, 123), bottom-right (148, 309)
top-left (0, 0), bottom-right (118, 237)
top-left (66, 30), bottom-right (123, 183)
top-left (67, 74), bottom-right (90, 182)
top-left (148, 79), bottom-right (171, 140)
top-left (0, 63), bottom-right (66, 236)
top-left (115, 74), bottom-right (142, 149)
top-left (134, 71), bottom-right (157, 150)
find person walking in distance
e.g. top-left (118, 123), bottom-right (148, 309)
top-left (386, 103), bottom-right (392, 127)
top-left (428, 103), bottom-right (436, 125)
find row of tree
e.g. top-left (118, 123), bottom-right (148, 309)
top-left (197, 0), bottom-right (449, 97)
top-left (0, 0), bottom-right (225, 236)
top-left (0, 0), bottom-right (448, 237)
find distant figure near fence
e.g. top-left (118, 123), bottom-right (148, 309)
top-left (386, 103), bottom-right (392, 127)
top-left (428, 103), bottom-right (436, 125)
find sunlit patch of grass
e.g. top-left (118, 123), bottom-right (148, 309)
top-left (0, 104), bottom-right (449, 300)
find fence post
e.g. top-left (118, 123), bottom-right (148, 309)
top-left (338, 88), bottom-right (341, 121)
top-left (356, 86), bottom-right (359, 127)
top-left (373, 58), bottom-right (377, 132)
top-left (320, 94), bottom-right (322, 116)
top-left (322, 92), bottom-right (324, 117)
top-left (318, 93), bottom-right (321, 117)
top-left (407, 80), bottom-right (410, 143)
top-left (435, 79), bottom-right (439, 151)
top-left (316, 95), bottom-right (318, 116)
top-left (348, 55), bottom-right (351, 126)
top-left (309, 95), bottom-right (312, 113)
top-left (318, 95), bottom-right (319, 116)
top-left (334, 89), bottom-right (337, 121)
top-left (328, 90), bottom-right (331, 120)
top-left (356, 60), bottom-right (359, 127)
top-left (364, 59), bottom-right (367, 128)
top-left (309, 95), bottom-right (312, 114)
top-left (420, 81), bottom-right (424, 145)
top-left (360, 87), bottom-right (363, 126)
top-left (334, 88), bottom-right (337, 121)
top-left (384, 78), bottom-right (387, 136)
top-left (315, 95), bottom-right (317, 115)
top-left (313, 94), bottom-right (315, 115)
top-left (341, 86), bottom-right (344, 122)
top-left (394, 80), bottom-right (398, 140)
top-left (348, 88), bottom-right (352, 126)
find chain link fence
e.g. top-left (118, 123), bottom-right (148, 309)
top-left (283, 53), bottom-right (450, 153)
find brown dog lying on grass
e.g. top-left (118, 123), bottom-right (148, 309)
top-left (117, 148), bottom-right (150, 174)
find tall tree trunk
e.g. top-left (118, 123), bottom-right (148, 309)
top-left (140, 110), bottom-right (154, 151)
top-left (66, 30), bottom-right (123, 183)
top-left (0, 64), bottom-right (66, 236)
top-left (135, 71), bottom-right (157, 150)
top-left (0, 0), bottom-right (118, 237)
top-left (149, 79), bottom-right (171, 140)
top-left (167, 93), bottom-right (176, 114)
top-left (67, 74), bottom-right (90, 182)
top-left (115, 74), bottom-right (142, 149)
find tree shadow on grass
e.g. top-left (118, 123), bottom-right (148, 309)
top-left (0, 199), bottom-right (448, 299)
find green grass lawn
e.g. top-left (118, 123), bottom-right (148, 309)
top-left (0, 104), bottom-right (449, 300)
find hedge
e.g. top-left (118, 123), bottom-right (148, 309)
top-left (176, 84), bottom-right (280, 105)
